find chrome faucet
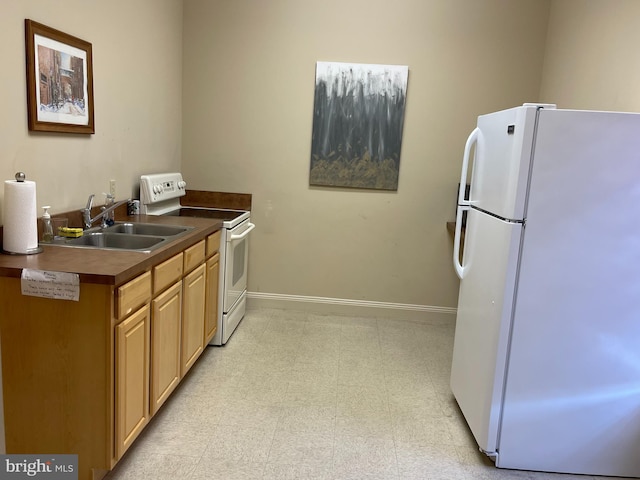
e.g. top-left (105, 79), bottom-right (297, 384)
top-left (81, 194), bottom-right (131, 229)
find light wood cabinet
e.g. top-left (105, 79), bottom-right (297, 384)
top-left (115, 305), bottom-right (150, 459)
top-left (206, 230), bottom-right (221, 257)
top-left (116, 271), bottom-right (151, 319)
top-left (205, 252), bottom-right (220, 344)
top-left (183, 239), bottom-right (205, 274)
top-left (0, 227), bottom-right (221, 480)
top-left (150, 281), bottom-right (182, 415)
top-left (204, 231), bottom-right (221, 346)
top-left (181, 263), bottom-right (206, 376)
top-left (153, 252), bottom-right (183, 294)
top-left (0, 279), bottom-right (114, 480)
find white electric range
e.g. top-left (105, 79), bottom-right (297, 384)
top-left (139, 173), bottom-right (254, 345)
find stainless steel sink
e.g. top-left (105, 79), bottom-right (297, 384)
top-left (101, 222), bottom-right (193, 237)
top-left (44, 222), bottom-right (195, 253)
top-left (65, 233), bottom-right (166, 251)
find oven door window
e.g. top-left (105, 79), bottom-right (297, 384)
top-left (233, 238), bottom-right (246, 285)
top-left (224, 228), bottom-right (250, 312)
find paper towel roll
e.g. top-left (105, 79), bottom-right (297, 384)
top-left (3, 179), bottom-right (39, 254)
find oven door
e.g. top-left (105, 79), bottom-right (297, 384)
top-left (223, 219), bottom-right (255, 313)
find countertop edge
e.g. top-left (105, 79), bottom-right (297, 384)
top-left (0, 215), bottom-right (222, 286)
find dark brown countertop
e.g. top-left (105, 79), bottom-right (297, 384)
top-left (0, 214), bottom-right (222, 286)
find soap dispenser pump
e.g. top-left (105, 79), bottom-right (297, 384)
top-left (41, 206), bottom-right (53, 242)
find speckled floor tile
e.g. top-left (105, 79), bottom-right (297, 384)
top-left (199, 424), bottom-right (274, 463)
top-left (261, 462), bottom-right (333, 480)
top-left (104, 451), bottom-right (199, 480)
top-left (266, 430), bottom-right (334, 467)
top-left (190, 457), bottom-right (265, 480)
top-left (332, 434), bottom-right (398, 479)
top-left (105, 308), bottom-right (620, 480)
top-left (276, 405), bottom-right (336, 434)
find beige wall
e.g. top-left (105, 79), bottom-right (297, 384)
top-left (0, 1), bottom-right (556, 314)
top-left (0, 0), bottom-right (183, 221)
top-left (182, 0), bottom-right (551, 314)
top-left (541, 0), bottom-right (640, 112)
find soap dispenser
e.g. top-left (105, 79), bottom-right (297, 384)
top-left (103, 193), bottom-right (115, 226)
top-left (41, 206), bottom-right (53, 242)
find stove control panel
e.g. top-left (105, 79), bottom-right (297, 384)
top-left (140, 173), bottom-right (187, 206)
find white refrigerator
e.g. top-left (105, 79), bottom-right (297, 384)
top-left (451, 103), bottom-right (640, 477)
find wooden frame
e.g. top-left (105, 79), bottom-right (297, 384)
top-left (25, 19), bottom-right (95, 134)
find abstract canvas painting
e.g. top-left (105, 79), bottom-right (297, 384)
top-left (310, 61), bottom-right (409, 190)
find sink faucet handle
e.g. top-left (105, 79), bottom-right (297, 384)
top-left (103, 192), bottom-right (115, 205)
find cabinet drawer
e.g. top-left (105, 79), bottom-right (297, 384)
top-left (153, 253), bottom-right (183, 294)
top-left (206, 230), bottom-right (221, 258)
top-left (116, 271), bottom-right (152, 320)
top-left (183, 240), bottom-right (205, 273)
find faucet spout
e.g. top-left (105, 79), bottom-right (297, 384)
top-left (81, 197), bottom-right (130, 230)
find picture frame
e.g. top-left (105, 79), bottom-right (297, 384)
top-left (25, 19), bottom-right (94, 134)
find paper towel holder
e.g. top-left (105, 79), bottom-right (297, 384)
top-left (1, 172), bottom-right (43, 255)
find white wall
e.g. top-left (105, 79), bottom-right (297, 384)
top-left (0, 0), bottom-right (183, 220)
top-left (540, 0), bottom-right (640, 112)
top-left (182, 0), bottom-right (551, 314)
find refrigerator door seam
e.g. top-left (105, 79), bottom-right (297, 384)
top-left (493, 108), bottom-right (545, 458)
top-left (521, 106), bottom-right (545, 220)
top-left (494, 218), bottom-right (527, 458)
top-left (471, 205), bottom-right (524, 224)
top-left (491, 108), bottom-right (545, 447)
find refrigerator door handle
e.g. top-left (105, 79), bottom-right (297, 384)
top-left (453, 204), bottom-right (470, 279)
top-left (458, 127), bottom-right (482, 205)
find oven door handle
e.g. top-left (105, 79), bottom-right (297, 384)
top-left (228, 222), bottom-right (255, 242)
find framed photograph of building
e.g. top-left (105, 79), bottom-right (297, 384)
top-left (25, 19), bottom-right (95, 134)
top-left (310, 61), bottom-right (409, 190)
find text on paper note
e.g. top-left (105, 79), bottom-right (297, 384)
top-left (21, 269), bottom-right (80, 301)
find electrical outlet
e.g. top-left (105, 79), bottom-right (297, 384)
top-left (109, 179), bottom-right (116, 197)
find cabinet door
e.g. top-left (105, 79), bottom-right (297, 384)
top-left (115, 305), bottom-right (150, 459)
top-left (150, 281), bottom-right (182, 415)
top-left (182, 263), bottom-right (206, 376)
top-left (204, 253), bottom-right (220, 345)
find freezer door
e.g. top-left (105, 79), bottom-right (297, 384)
top-left (496, 109), bottom-right (640, 476)
top-left (450, 207), bottom-right (522, 453)
top-left (467, 104), bottom-right (549, 220)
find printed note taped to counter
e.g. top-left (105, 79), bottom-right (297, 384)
top-left (21, 269), bottom-right (80, 301)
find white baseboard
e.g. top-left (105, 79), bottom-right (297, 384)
top-left (246, 291), bottom-right (457, 324)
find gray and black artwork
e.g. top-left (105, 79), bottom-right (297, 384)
top-left (310, 62), bottom-right (408, 190)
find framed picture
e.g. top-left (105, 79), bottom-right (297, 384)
top-left (25, 19), bottom-right (94, 134)
top-left (309, 61), bottom-right (409, 190)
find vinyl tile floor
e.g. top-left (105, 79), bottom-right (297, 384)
top-left (105, 308), bottom-right (634, 480)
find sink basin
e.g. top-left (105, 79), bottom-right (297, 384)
top-left (43, 221), bottom-right (196, 252)
top-left (102, 222), bottom-right (193, 237)
top-left (65, 233), bottom-right (166, 251)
